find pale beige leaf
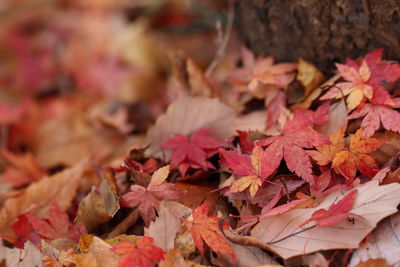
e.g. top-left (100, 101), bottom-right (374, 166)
top-left (349, 212), bottom-right (400, 267)
top-left (75, 236), bottom-right (119, 267)
top-left (145, 97), bottom-right (236, 159)
top-left (251, 180), bottom-right (400, 259)
top-left (149, 165), bottom-right (170, 187)
top-left (0, 160), bottom-right (87, 236)
top-left (235, 111), bottom-right (266, 132)
top-left (75, 178), bottom-right (120, 232)
top-left (213, 241), bottom-right (279, 267)
top-left (0, 241), bottom-right (43, 267)
top-left (146, 201), bottom-right (183, 251)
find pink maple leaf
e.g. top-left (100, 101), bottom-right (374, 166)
top-left (348, 99), bottom-right (400, 138)
top-left (120, 165), bottom-right (183, 226)
top-left (162, 128), bottom-right (225, 176)
top-left (321, 49), bottom-right (400, 110)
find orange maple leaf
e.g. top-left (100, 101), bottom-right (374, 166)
top-left (111, 236), bottom-right (164, 267)
top-left (184, 203), bottom-right (237, 263)
top-left (310, 129), bottom-right (384, 182)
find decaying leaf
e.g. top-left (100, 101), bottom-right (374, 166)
top-left (146, 97), bottom-right (236, 159)
top-left (251, 180), bottom-right (400, 259)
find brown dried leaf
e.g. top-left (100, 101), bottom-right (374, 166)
top-left (145, 97), bottom-right (236, 159)
top-left (235, 111), bottom-right (266, 132)
top-left (251, 180), bottom-right (400, 259)
top-left (75, 178), bottom-right (120, 232)
top-left (349, 212), bottom-right (400, 267)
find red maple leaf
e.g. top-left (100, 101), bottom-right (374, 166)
top-left (11, 215), bottom-right (41, 248)
top-left (320, 49), bottom-right (400, 109)
top-left (111, 236), bottom-right (164, 267)
top-left (256, 115), bottom-right (328, 183)
top-left (184, 203), bottom-right (237, 263)
top-left (26, 199), bottom-right (86, 242)
top-left (219, 146), bottom-right (270, 197)
top-left (162, 128), bottom-right (225, 176)
top-left (300, 190), bottom-right (358, 228)
top-left (120, 165), bottom-right (183, 226)
top-left (348, 100), bottom-right (400, 138)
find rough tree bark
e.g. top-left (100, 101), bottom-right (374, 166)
top-left (237, 0), bottom-right (400, 70)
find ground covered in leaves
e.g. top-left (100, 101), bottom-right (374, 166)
top-left (1, 1), bottom-right (400, 267)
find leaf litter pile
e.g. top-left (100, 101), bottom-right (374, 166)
top-left (1, 1), bottom-right (400, 267)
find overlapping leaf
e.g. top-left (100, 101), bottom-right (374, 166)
top-left (256, 115), bottom-right (327, 183)
top-left (120, 165), bottom-right (183, 226)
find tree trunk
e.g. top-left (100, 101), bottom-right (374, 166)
top-left (237, 0), bottom-right (400, 71)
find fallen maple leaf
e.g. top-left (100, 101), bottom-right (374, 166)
top-left (320, 49), bottom-right (400, 109)
top-left (111, 236), bottom-right (164, 267)
top-left (120, 165), bottom-right (183, 226)
top-left (300, 190), bottom-right (358, 228)
top-left (26, 198), bottom-right (86, 242)
top-left (332, 129), bottom-right (384, 181)
top-left (219, 146), bottom-right (270, 197)
top-left (184, 203), bottom-right (237, 263)
top-left (348, 100), bottom-right (400, 138)
top-left (162, 128), bottom-right (225, 176)
top-left (229, 46), bottom-right (297, 98)
top-left (251, 180), bottom-right (400, 259)
top-left (256, 115), bottom-right (327, 183)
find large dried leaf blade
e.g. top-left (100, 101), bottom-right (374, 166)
top-left (251, 180), bottom-right (400, 259)
top-left (349, 212), bottom-right (400, 266)
top-left (146, 97), bottom-right (235, 159)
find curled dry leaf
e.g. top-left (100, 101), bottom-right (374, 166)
top-left (75, 178), bottom-right (120, 232)
top-left (145, 97), bottom-right (236, 159)
top-left (0, 160), bottom-right (87, 240)
top-left (349, 212), bottom-right (400, 267)
top-left (251, 180), bottom-right (400, 259)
